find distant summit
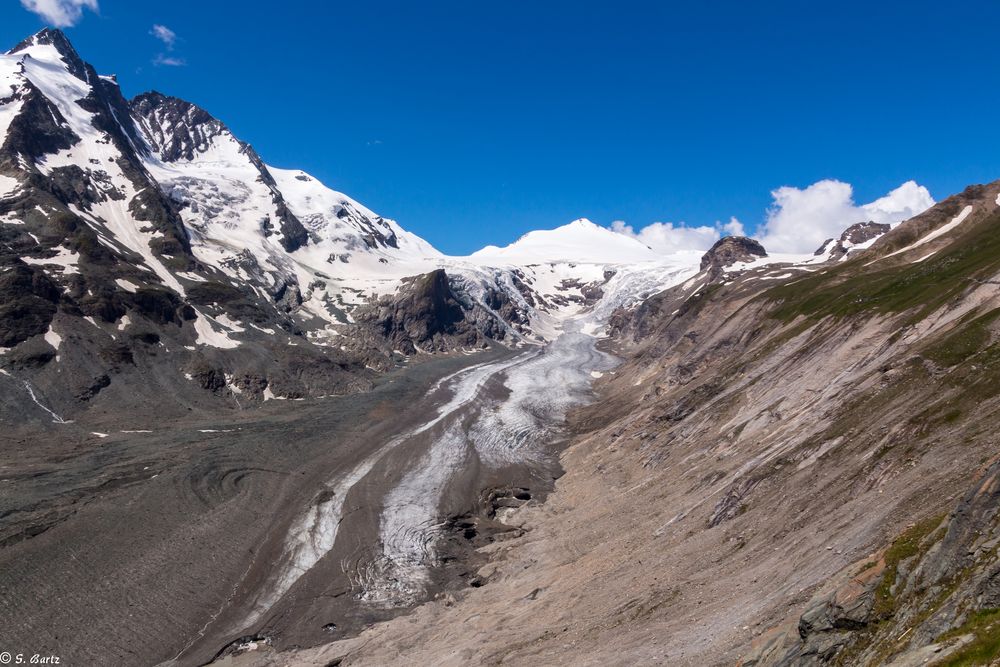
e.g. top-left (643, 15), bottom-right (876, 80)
top-left (470, 218), bottom-right (662, 264)
top-left (699, 236), bottom-right (767, 275)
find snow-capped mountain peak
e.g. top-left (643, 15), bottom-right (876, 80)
top-left (0, 27), bottom-right (701, 362)
top-left (468, 217), bottom-right (661, 265)
top-left (7, 28), bottom-right (88, 80)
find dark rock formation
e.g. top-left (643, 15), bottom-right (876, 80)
top-left (813, 221), bottom-right (890, 261)
top-left (0, 264), bottom-right (60, 347)
top-left (356, 269), bottom-right (484, 354)
top-left (700, 236), bottom-right (767, 278)
top-left (742, 456), bottom-right (1000, 666)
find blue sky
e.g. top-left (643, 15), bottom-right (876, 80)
top-left (5, 1), bottom-right (1000, 254)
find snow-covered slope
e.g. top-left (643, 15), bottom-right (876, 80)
top-left (131, 95), bottom-right (701, 338)
top-left (0, 27), bottom-right (711, 384)
top-left (9, 26), bottom-right (891, 380)
top-left (130, 91), bottom-right (452, 327)
top-left (129, 90), bottom-right (704, 339)
top-left (447, 219), bottom-right (700, 338)
top-left (1, 31), bottom-right (192, 294)
top-left (470, 218), bottom-right (660, 264)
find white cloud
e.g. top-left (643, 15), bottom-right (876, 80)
top-left (150, 24), bottom-right (177, 49)
top-left (720, 216), bottom-right (745, 237)
top-left (754, 179), bottom-right (935, 253)
top-left (610, 220), bottom-right (725, 253)
top-left (607, 179), bottom-right (934, 257)
top-left (20, 0), bottom-right (98, 27)
top-left (862, 180), bottom-right (936, 225)
top-left (153, 54), bottom-right (185, 67)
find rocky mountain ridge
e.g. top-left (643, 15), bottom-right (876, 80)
top-left (0, 29), bottom-right (700, 427)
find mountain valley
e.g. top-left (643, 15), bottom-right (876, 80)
top-left (3, 28), bottom-right (1000, 667)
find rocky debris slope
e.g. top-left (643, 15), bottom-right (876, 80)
top-left (216, 179), bottom-right (1000, 666)
top-left (742, 457), bottom-right (1000, 666)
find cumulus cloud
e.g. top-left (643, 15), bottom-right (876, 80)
top-left (150, 24), bottom-right (177, 49)
top-left (610, 220), bottom-right (733, 254)
top-left (755, 179), bottom-right (935, 253)
top-left (719, 216), bottom-right (745, 237)
top-left (607, 179), bottom-right (933, 256)
top-left (862, 181), bottom-right (936, 226)
top-left (20, 0), bottom-right (98, 27)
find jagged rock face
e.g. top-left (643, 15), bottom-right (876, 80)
top-left (356, 269), bottom-right (485, 354)
top-left (813, 221), bottom-right (890, 260)
top-left (0, 29), bottom-right (199, 357)
top-left (0, 29), bottom-right (432, 420)
top-left (0, 264), bottom-right (60, 346)
top-left (130, 91), bottom-right (310, 253)
top-left (1, 30), bottom-right (192, 265)
top-left (841, 221), bottom-right (890, 246)
top-left (130, 91), bottom-right (230, 163)
top-left (0, 82), bottom-right (77, 165)
top-left (699, 236), bottom-right (767, 275)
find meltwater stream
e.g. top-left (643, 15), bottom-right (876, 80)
top-left (246, 320), bottom-right (617, 622)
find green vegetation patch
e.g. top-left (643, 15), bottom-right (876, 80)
top-left (923, 308), bottom-right (1000, 367)
top-left (937, 608), bottom-right (1000, 666)
top-left (832, 514), bottom-right (948, 666)
top-left (873, 513), bottom-right (947, 619)
top-left (763, 208), bottom-right (1000, 324)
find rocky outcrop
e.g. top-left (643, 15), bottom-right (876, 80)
top-left (130, 91), bottom-right (229, 163)
top-left (814, 221), bottom-right (890, 261)
top-left (0, 263), bottom-right (60, 347)
top-left (355, 269), bottom-right (487, 354)
top-left (700, 235), bottom-right (767, 278)
top-left (841, 221), bottom-right (890, 246)
top-left (743, 457), bottom-right (1000, 666)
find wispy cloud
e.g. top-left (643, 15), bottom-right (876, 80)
top-left (150, 24), bottom-right (185, 66)
top-left (20, 0), bottom-right (98, 27)
top-left (153, 53), bottom-right (186, 67)
top-left (150, 24), bottom-right (177, 49)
